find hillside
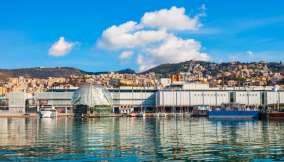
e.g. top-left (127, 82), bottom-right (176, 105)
top-left (142, 60), bottom-right (284, 86)
top-left (0, 67), bottom-right (136, 80)
top-left (0, 67), bottom-right (83, 79)
top-left (0, 71), bottom-right (13, 81)
top-left (143, 60), bottom-right (284, 76)
top-left (84, 68), bottom-right (136, 75)
top-left (142, 61), bottom-right (211, 75)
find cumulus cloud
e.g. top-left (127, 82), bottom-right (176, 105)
top-left (97, 21), bottom-right (169, 49)
top-left (141, 6), bottom-right (201, 31)
top-left (138, 36), bottom-right (209, 71)
top-left (119, 50), bottom-right (133, 61)
top-left (97, 6), bottom-right (209, 71)
top-left (48, 37), bottom-right (75, 56)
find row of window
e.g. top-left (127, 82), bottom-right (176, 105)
top-left (238, 94), bottom-right (258, 97)
top-left (193, 94), bottom-right (227, 97)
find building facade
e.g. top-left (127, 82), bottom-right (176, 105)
top-left (2, 83), bottom-right (284, 115)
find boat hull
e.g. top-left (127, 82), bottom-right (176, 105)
top-left (268, 112), bottom-right (284, 120)
top-left (261, 112), bottom-right (284, 120)
top-left (40, 110), bottom-right (56, 118)
top-left (208, 111), bottom-right (259, 119)
top-left (129, 113), bottom-right (143, 117)
top-left (192, 110), bottom-right (208, 117)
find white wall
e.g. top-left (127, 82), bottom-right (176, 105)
top-left (7, 92), bottom-right (26, 113)
top-left (216, 91), bottom-right (230, 105)
top-left (111, 91), bottom-right (155, 106)
top-left (267, 92), bottom-right (279, 105)
top-left (280, 92), bottom-right (284, 104)
top-left (189, 91), bottom-right (203, 106)
top-left (203, 92), bottom-right (217, 106)
top-left (176, 91), bottom-right (190, 106)
top-left (236, 91), bottom-right (261, 105)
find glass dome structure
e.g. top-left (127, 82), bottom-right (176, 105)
top-left (72, 84), bottom-right (113, 107)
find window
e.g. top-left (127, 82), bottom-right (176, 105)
top-left (230, 92), bottom-right (236, 103)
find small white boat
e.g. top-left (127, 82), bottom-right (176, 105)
top-left (39, 109), bottom-right (57, 118)
top-left (129, 112), bottom-right (143, 117)
top-left (184, 112), bottom-right (193, 117)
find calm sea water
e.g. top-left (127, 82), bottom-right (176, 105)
top-left (0, 117), bottom-right (283, 161)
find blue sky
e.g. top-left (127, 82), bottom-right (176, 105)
top-left (0, 0), bottom-right (284, 72)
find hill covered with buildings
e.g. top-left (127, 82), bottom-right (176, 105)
top-left (0, 61), bottom-right (284, 96)
top-left (144, 61), bottom-right (284, 86)
top-left (0, 67), bottom-right (136, 80)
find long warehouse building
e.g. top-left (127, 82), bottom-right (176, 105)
top-left (1, 83), bottom-right (284, 115)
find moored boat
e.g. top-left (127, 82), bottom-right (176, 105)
top-left (261, 111), bottom-right (284, 120)
top-left (129, 112), bottom-right (143, 117)
top-left (39, 108), bottom-right (57, 118)
top-left (208, 110), bottom-right (259, 119)
top-left (208, 103), bottom-right (260, 119)
top-left (192, 105), bottom-right (209, 117)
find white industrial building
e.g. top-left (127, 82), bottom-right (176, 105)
top-left (109, 87), bottom-right (156, 113)
top-left (34, 91), bottom-right (74, 114)
top-left (157, 90), bottom-right (230, 107)
top-left (6, 92), bottom-right (27, 114)
top-left (1, 83), bottom-right (284, 115)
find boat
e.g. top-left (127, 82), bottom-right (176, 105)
top-left (39, 108), bottom-right (57, 118)
top-left (129, 112), bottom-right (143, 117)
top-left (261, 111), bottom-right (284, 120)
top-left (192, 105), bottom-right (209, 117)
top-left (208, 108), bottom-right (259, 119)
top-left (208, 103), bottom-right (260, 119)
top-left (184, 112), bottom-right (193, 117)
top-left (268, 112), bottom-right (284, 120)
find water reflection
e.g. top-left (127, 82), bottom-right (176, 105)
top-left (0, 117), bottom-right (283, 161)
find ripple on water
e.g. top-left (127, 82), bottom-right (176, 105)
top-left (0, 117), bottom-right (283, 161)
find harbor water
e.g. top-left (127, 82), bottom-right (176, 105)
top-left (0, 117), bottom-right (284, 161)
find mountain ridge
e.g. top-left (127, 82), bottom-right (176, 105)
top-left (143, 60), bottom-right (284, 76)
top-left (0, 67), bottom-right (136, 80)
top-left (1, 61), bottom-right (284, 82)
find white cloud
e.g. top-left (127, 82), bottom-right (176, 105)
top-left (246, 50), bottom-right (254, 57)
top-left (119, 50), bottom-right (133, 61)
top-left (97, 6), bottom-right (208, 71)
top-left (97, 21), bottom-right (169, 49)
top-left (141, 6), bottom-right (201, 31)
top-left (48, 37), bottom-right (75, 56)
top-left (138, 36), bottom-right (209, 71)
top-left (137, 54), bottom-right (153, 72)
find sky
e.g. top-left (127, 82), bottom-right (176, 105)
top-left (0, 0), bottom-right (284, 72)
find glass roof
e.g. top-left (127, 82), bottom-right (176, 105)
top-left (72, 84), bottom-right (113, 107)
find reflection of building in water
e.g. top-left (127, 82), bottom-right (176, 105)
top-left (0, 118), bottom-right (38, 146)
top-left (156, 118), bottom-right (223, 159)
top-left (0, 118), bottom-right (283, 160)
top-left (64, 117), bottom-right (163, 160)
top-left (154, 118), bottom-right (284, 160)
top-left (68, 118), bottom-right (122, 157)
top-left (48, 118), bottom-right (284, 160)
top-left (0, 118), bottom-right (75, 146)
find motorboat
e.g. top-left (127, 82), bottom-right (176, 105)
top-left (39, 108), bottom-right (56, 118)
